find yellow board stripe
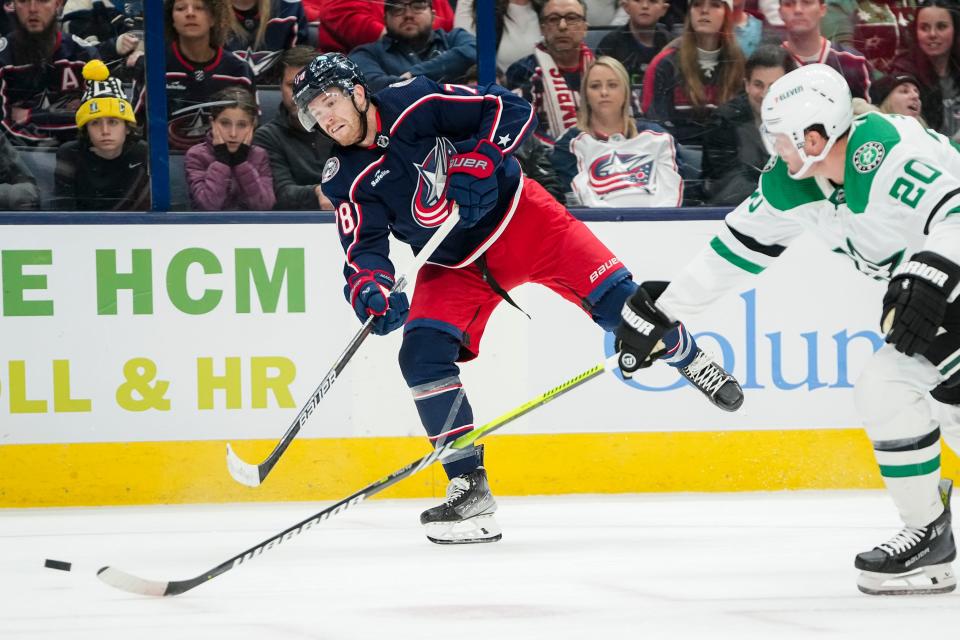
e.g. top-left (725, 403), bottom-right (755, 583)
top-left (3, 431), bottom-right (959, 508)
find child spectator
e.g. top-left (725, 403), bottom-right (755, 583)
top-left (701, 44), bottom-right (794, 204)
top-left (226, 0), bottom-right (308, 82)
top-left (0, 134), bottom-right (39, 209)
top-left (553, 56), bottom-right (683, 206)
top-left (889, 0), bottom-right (960, 136)
top-left (453, 0), bottom-right (542, 70)
top-left (642, 0), bottom-right (745, 149)
top-left (595, 0), bottom-right (671, 115)
top-left (54, 60), bottom-right (149, 210)
top-left (185, 86), bottom-right (275, 210)
top-left (164, 0), bottom-right (256, 150)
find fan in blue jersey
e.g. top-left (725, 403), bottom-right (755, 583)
top-left (293, 53), bottom-right (744, 544)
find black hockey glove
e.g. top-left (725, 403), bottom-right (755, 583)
top-left (446, 140), bottom-right (502, 228)
top-left (345, 270), bottom-right (409, 336)
top-left (882, 251), bottom-right (960, 357)
top-left (614, 282), bottom-right (678, 379)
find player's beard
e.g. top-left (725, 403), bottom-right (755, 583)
top-left (12, 19), bottom-right (58, 66)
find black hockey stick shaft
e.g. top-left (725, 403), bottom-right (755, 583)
top-left (225, 207), bottom-right (461, 487)
top-left (97, 357), bottom-right (613, 597)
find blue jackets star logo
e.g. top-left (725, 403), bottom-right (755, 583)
top-left (412, 137), bottom-right (457, 227)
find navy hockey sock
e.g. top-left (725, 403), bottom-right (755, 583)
top-left (660, 323), bottom-right (697, 368)
top-left (399, 328), bottom-right (480, 479)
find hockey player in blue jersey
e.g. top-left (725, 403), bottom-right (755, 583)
top-left (293, 53), bottom-right (744, 544)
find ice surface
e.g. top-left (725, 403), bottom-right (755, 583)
top-left (2, 492), bottom-right (959, 639)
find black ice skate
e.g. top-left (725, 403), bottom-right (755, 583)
top-left (679, 349), bottom-right (744, 412)
top-left (855, 478), bottom-right (957, 595)
top-left (420, 448), bottom-right (501, 545)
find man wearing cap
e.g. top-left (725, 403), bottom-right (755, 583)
top-left (0, 0), bottom-right (99, 146)
top-left (53, 59), bottom-right (149, 210)
top-left (348, 0), bottom-right (476, 92)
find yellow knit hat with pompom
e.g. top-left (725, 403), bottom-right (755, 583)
top-left (75, 60), bottom-right (137, 128)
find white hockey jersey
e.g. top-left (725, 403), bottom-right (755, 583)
top-left (659, 112), bottom-right (960, 319)
top-left (568, 129), bottom-right (683, 208)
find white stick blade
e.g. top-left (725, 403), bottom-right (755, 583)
top-left (226, 443), bottom-right (262, 487)
top-left (97, 566), bottom-right (169, 596)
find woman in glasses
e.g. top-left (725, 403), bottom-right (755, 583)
top-left (889, 0), bottom-right (960, 137)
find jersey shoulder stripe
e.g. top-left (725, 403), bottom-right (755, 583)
top-left (759, 156), bottom-right (825, 211)
top-left (844, 112), bottom-right (901, 214)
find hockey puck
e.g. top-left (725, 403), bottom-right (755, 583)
top-left (44, 559), bottom-right (72, 572)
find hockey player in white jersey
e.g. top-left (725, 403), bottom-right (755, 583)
top-left (612, 63), bottom-right (960, 595)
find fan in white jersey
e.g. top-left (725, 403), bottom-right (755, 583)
top-left (552, 56), bottom-right (683, 208)
top-left (611, 63), bottom-right (960, 595)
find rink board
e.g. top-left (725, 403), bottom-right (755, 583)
top-left (0, 220), bottom-right (952, 506)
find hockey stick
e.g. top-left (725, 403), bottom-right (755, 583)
top-left (97, 355), bottom-right (618, 597)
top-left (225, 206), bottom-right (461, 488)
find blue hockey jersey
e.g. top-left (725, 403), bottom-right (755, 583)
top-left (322, 77), bottom-right (538, 285)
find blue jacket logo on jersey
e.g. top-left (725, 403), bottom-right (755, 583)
top-left (588, 152), bottom-right (654, 194)
top-left (412, 137), bottom-right (456, 227)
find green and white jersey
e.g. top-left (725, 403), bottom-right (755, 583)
top-left (659, 111), bottom-right (960, 320)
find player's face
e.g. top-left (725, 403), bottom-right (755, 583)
top-left (621, 0), bottom-right (667, 30)
top-left (213, 107), bottom-right (255, 151)
top-left (171, 0), bottom-right (213, 40)
top-left (13, 0), bottom-right (61, 34)
top-left (689, 0), bottom-right (727, 36)
top-left (540, 0), bottom-right (588, 55)
top-left (883, 82), bottom-right (922, 119)
top-left (779, 0), bottom-right (826, 36)
top-left (745, 65), bottom-right (785, 116)
top-left (916, 7), bottom-right (955, 60)
top-left (585, 64), bottom-right (625, 121)
top-left (764, 130), bottom-right (804, 174)
top-left (384, 0), bottom-right (434, 41)
top-left (86, 117), bottom-right (128, 159)
top-left (308, 89), bottom-right (363, 145)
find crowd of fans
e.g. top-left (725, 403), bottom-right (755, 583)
top-left (0, 0), bottom-right (958, 211)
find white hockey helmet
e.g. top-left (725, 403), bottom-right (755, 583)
top-left (760, 64), bottom-right (853, 179)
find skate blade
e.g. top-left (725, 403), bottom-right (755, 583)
top-left (857, 563), bottom-right (957, 595)
top-left (425, 514), bottom-right (502, 545)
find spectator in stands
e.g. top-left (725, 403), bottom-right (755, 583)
top-left (454, 0), bottom-right (541, 70)
top-left (315, 0), bottom-right (454, 54)
top-left (226, 0), bottom-right (307, 83)
top-left (642, 0), bottom-right (745, 149)
top-left (506, 0), bottom-right (593, 144)
top-left (253, 46), bottom-right (333, 209)
top-left (779, 0), bottom-right (873, 98)
top-left (731, 0), bottom-right (764, 56)
top-left (350, 0), bottom-right (476, 92)
top-left (54, 60), bottom-right (149, 210)
top-left (595, 0), bottom-right (671, 115)
top-left (186, 86), bottom-right (275, 210)
top-left (821, 0), bottom-right (914, 74)
top-left (0, 134), bottom-right (39, 209)
top-left (165, 0), bottom-right (256, 151)
top-left (61, 0), bottom-right (144, 64)
top-left (869, 72), bottom-right (924, 123)
top-left (890, 0), bottom-right (960, 136)
top-left (701, 44), bottom-right (793, 205)
top-left (0, 0), bottom-right (99, 146)
top-left (584, 0), bottom-right (627, 26)
top-left (553, 56), bottom-right (683, 206)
